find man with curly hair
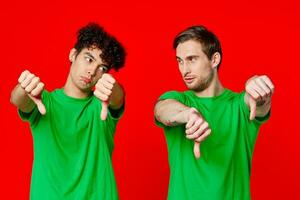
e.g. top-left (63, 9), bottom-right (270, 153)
top-left (154, 26), bottom-right (274, 199)
top-left (10, 23), bottom-right (126, 199)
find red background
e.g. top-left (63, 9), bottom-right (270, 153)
top-left (1, 0), bottom-right (299, 199)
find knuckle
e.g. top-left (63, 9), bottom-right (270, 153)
top-left (25, 87), bottom-right (31, 93)
top-left (261, 75), bottom-right (267, 79)
top-left (34, 77), bottom-right (40, 82)
top-left (103, 95), bottom-right (109, 101)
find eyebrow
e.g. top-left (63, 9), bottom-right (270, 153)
top-left (84, 52), bottom-right (96, 61)
top-left (84, 51), bottom-right (110, 69)
top-left (176, 55), bottom-right (199, 60)
top-left (185, 55), bottom-right (199, 60)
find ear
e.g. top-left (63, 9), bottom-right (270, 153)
top-left (211, 52), bottom-right (221, 69)
top-left (69, 48), bottom-right (77, 62)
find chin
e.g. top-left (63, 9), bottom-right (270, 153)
top-left (187, 83), bottom-right (207, 92)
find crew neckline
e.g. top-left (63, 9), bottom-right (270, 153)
top-left (187, 88), bottom-right (230, 101)
top-left (55, 88), bottom-right (93, 102)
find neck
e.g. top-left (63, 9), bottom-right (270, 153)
top-left (194, 71), bottom-right (224, 97)
top-left (63, 74), bottom-right (91, 99)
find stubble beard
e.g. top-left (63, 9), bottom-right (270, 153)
top-left (188, 69), bottom-right (214, 92)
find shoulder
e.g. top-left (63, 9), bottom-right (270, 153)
top-left (158, 90), bottom-right (189, 100)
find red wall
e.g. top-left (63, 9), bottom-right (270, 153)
top-left (1, 0), bottom-right (299, 199)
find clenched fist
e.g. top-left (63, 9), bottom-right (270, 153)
top-left (18, 70), bottom-right (46, 115)
top-left (94, 73), bottom-right (116, 120)
top-left (245, 75), bottom-right (274, 120)
top-left (185, 108), bottom-right (211, 159)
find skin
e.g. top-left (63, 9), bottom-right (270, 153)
top-left (154, 40), bottom-right (274, 159)
top-left (10, 46), bottom-right (124, 121)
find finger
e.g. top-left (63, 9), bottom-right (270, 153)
top-left (194, 142), bottom-right (201, 159)
top-left (246, 85), bottom-right (261, 100)
top-left (28, 95), bottom-right (46, 115)
top-left (98, 78), bottom-right (114, 90)
top-left (20, 73), bottom-right (35, 88)
top-left (18, 70), bottom-right (30, 83)
top-left (252, 79), bottom-right (267, 98)
top-left (185, 119), bottom-right (203, 135)
top-left (255, 78), bottom-right (271, 97)
top-left (30, 82), bottom-right (44, 97)
top-left (25, 77), bottom-right (40, 93)
top-left (102, 74), bottom-right (116, 84)
top-left (95, 84), bottom-right (112, 96)
top-left (94, 90), bottom-right (109, 101)
top-left (261, 75), bottom-right (275, 93)
top-left (249, 97), bottom-right (256, 120)
top-left (186, 121), bottom-right (208, 139)
top-left (186, 117), bottom-right (196, 130)
top-left (101, 101), bottom-right (108, 120)
top-left (195, 129), bottom-right (211, 143)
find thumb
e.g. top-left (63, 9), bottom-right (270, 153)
top-left (101, 101), bottom-right (108, 120)
top-left (249, 97), bottom-right (256, 121)
top-left (193, 141), bottom-right (201, 159)
top-left (28, 95), bottom-right (46, 115)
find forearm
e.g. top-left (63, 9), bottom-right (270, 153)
top-left (109, 82), bottom-right (124, 110)
top-left (154, 99), bottom-right (190, 126)
top-left (10, 84), bottom-right (35, 113)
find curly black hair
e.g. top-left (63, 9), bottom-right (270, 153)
top-left (74, 23), bottom-right (126, 71)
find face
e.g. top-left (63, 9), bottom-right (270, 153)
top-left (176, 40), bottom-right (215, 92)
top-left (69, 47), bottom-right (109, 92)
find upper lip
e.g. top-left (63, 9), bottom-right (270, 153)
top-left (81, 76), bottom-right (92, 83)
top-left (184, 76), bottom-right (194, 80)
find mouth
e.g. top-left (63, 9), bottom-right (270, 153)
top-left (184, 76), bottom-right (195, 84)
top-left (80, 76), bottom-right (92, 84)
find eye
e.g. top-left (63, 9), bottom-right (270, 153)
top-left (177, 59), bottom-right (183, 65)
top-left (189, 57), bottom-right (197, 62)
top-left (85, 57), bottom-right (93, 63)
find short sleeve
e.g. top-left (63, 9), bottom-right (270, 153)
top-left (18, 106), bottom-right (40, 125)
top-left (18, 90), bottom-right (49, 127)
top-left (158, 91), bottom-right (186, 103)
top-left (108, 103), bottom-right (125, 122)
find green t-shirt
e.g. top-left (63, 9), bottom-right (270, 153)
top-left (19, 89), bottom-right (123, 200)
top-left (155, 89), bottom-right (270, 200)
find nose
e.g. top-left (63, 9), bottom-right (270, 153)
top-left (181, 63), bottom-right (190, 76)
top-left (87, 65), bottom-right (98, 77)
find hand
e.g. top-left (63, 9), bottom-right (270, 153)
top-left (185, 108), bottom-right (211, 159)
top-left (18, 70), bottom-right (46, 115)
top-left (94, 73), bottom-right (116, 120)
top-left (245, 75), bottom-right (274, 120)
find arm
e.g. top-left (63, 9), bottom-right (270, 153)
top-left (10, 70), bottom-right (46, 114)
top-left (108, 81), bottom-right (124, 110)
top-left (154, 99), bottom-right (190, 126)
top-left (244, 75), bottom-right (275, 120)
top-left (154, 99), bottom-right (211, 159)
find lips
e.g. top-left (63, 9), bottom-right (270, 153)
top-left (81, 76), bottom-right (92, 84)
top-left (184, 76), bottom-right (195, 84)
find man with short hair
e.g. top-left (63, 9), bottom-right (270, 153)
top-left (11, 23), bottom-right (126, 199)
top-left (154, 25), bottom-right (274, 199)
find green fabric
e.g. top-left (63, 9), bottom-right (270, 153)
top-left (155, 89), bottom-right (270, 200)
top-left (19, 89), bottom-right (123, 200)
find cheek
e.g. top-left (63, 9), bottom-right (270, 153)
top-left (178, 65), bottom-right (184, 74)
